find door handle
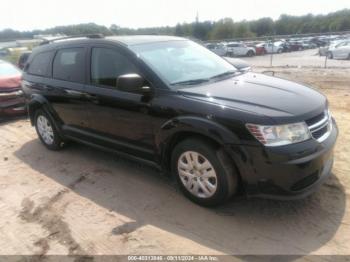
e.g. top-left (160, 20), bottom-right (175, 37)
top-left (83, 93), bottom-right (99, 104)
top-left (84, 93), bottom-right (97, 99)
top-left (65, 89), bottom-right (83, 96)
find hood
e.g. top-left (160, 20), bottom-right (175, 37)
top-left (225, 58), bottom-right (250, 71)
top-left (179, 72), bottom-right (326, 122)
top-left (0, 75), bottom-right (22, 90)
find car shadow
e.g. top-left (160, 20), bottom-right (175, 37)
top-left (0, 115), bottom-right (27, 124)
top-left (14, 139), bottom-right (346, 257)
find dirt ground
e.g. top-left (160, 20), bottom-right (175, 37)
top-left (0, 67), bottom-right (350, 258)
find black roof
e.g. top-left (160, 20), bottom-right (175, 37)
top-left (106, 35), bottom-right (185, 46)
top-left (31, 35), bottom-right (187, 55)
top-left (37, 35), bottom-right (186, 49)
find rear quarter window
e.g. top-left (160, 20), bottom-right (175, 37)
top-left (27, 51), bottom-right (54, 77)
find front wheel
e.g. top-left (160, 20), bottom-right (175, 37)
top-left (171, 138), bottom-right (238, 206)
top-left (34, 109), bottom-right (65, 150)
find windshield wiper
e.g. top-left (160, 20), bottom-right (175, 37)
top-left (170, 78), bottom-right (209, 86)
top-left (210, 70), bottom-right (238, 80)
top-left (170, 70), bottom-right (238, 86)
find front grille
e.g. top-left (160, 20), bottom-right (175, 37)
top-left (306, 110), bottom-right (332, 142)
top-left (305, 111), bottom-right (325, 126)
top-left (312, 125), bottom-right (328, 140)
top-left (291, 171), bottom-right (319, 191)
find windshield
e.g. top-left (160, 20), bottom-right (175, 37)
top-left (0, 62), bottom-right (21, 77)
top-left (131, 40), bottom-right (237, 87)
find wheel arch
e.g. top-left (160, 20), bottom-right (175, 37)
top-left (157, 116), bottom-right (241, 172)
top-left (27, 94), bottom-right (63, 134)
top-left (27, 94), bottom-right (49, 125)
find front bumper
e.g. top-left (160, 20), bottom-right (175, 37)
top-left (0, 90), bottom-right (26, 117)
top-left (229, 118), bottom-right (338, 200)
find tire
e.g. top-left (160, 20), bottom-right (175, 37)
top-left (247, 50), bottom-right (254, 57)
top-left (34, 108), bottom-right (65, 150)
top-left (327, 52), bottom-right (333, 59)
top-left (277, 49), bottom-right (282, 54)
top-left (348, 53), bottom-right (350, 60)
top-left (171, 138), bottom-right (238, 207)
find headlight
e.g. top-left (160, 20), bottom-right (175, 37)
top-left (246, 122), bottom-right (311, 146)
top-left (15, 90), bottom-right (23, 96)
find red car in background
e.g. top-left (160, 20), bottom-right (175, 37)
top-left (254, 43), bottom-right (267, 55)
top-left (0, 60), bottom-right (26, 119)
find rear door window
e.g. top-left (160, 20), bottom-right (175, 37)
top-left (53, 48), bottom-right (85, 83)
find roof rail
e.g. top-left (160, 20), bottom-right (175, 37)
top-left (39, 34), bottom-right (104, 45)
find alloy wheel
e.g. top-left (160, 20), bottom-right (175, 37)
top-left (177, 151), bottom-right (218, 198)
top-left (37, 115), bottom-right (54, 145)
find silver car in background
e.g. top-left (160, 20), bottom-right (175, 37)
top-left (327, 40), bottom-right (350, 60)
top-left (204, 43), bottom-right (227, 56)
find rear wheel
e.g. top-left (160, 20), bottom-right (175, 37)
top-left (247, 50), bottom-right (254, 57)
top-left (327, 52), bottom-right (333, 59)
top-left (34, 109), bottom-right (65, 150)
top-left (171, 138), bottom-right (238, 206)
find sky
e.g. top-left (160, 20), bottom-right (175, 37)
top-left (1, 0), bottom-right (350, 31)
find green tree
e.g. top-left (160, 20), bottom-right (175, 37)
top-left (210, 18), bottom-right (235, 40)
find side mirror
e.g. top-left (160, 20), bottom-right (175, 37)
top-left (116, 73), bottom-right (150, 94)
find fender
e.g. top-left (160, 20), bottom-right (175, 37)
top-left (27, 94), bottom-right (63, 133)
top-left (158, 116), bottom-right (241, 145)
top-left (156, 115), bottom-right (243, 169)
top-left (156, 116), bottom-right (255, 186)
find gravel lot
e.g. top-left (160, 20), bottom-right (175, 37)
top-left (226, 49), bottom-right (350, 68)
top-left (0, 66), bottom-right (350, 258)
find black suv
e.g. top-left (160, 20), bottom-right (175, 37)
top-left (22, 35), bottom-right (338, 206)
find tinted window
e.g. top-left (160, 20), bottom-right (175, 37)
top-left (53, 48), bottom-right (85, 83)
top-left (27, 51), bottom-right (53, 76)
top-left (91, 48), bottom-right (138, 88)
top-left (19, 53), bottom-right (30, 64)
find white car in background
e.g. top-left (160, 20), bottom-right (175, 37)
top-left (319, 39), bottom-right (344, 56)
top-left (263, 42), bottom-right (284, 54)
top-left (327, 40), bottom-right (350, 60)
top-left (226, 42), bottom-right (255, 57)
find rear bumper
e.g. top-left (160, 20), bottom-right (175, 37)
top-left (228, 118), bottom-right (338, 200)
